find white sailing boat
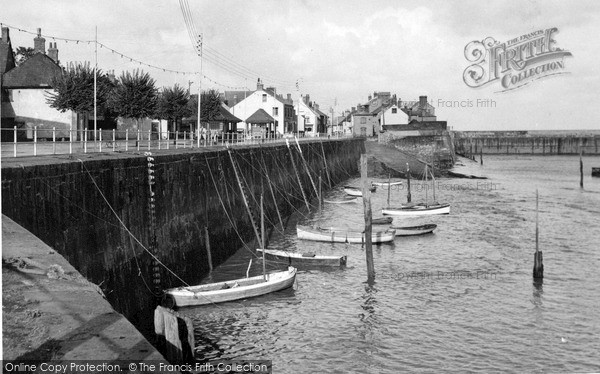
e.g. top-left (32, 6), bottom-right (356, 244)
top-left (382, 163), bottom-right (450, 216)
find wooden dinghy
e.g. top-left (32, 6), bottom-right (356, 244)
top-left (343, 185), bottom-right (376, 197)
top-left (323, 197), bottom-right (359, 204)
top-left (163, 266), bottom-right (297, 308)
top-left (296, 225), bottom-right (395, 244)
top-left (382, 203), bottom-right (450, 216)
top-left (372, 217), bottom-right (393, 224)
top-left (391, 224), bottom-right (437, 236)
top-left (371, 181), bottom-right (403, 187)
top-left (257, 248), bottom-right (346, 267)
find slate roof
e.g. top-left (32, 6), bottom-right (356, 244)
top-left (222, 90), bottom-right (253, 107)
top-left (246, 108), bottom-right (274, 124)
top-left (2, 53), bottom-right (62, 88)
top-left (216, 106), bottom-right (242, 123)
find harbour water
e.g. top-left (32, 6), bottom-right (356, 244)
top-left (181, 155), bottom-right (600, 373)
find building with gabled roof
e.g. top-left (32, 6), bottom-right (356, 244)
top-left (0, 27), bottom-right (75, 139)
top-left (228, 78), bottom-right (296, 135)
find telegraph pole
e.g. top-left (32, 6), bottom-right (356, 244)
top-left (197, 34), bottom-right (202, 147)
top-left (296, 79), bottom-right (302, 135)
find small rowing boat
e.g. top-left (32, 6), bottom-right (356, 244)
top-left (323, 197), bottom-right (359, 204)
top-left (257, 248), bottom-right (347, 266)
top-left (163, 266), bottom-right (297, 307)
top-left (344, 185), bottom-right (376, 197)
top-left (372, 217), bottom-right (393, 225)
top-left (371, 181), bottom-right (403, 187)
top-left (297, 225), bottom-right (395, 243)
top-left (391, 224), bottom-right (437, 236)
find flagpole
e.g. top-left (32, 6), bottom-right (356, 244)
top-left (94, 26), bottom-right (97, 143)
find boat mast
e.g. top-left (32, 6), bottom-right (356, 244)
top-left (431, 161), bottom-right (436, 203)
top-left (424, 163), bottom-right (428, 208)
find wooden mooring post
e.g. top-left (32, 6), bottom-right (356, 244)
top-left (580, 145), bottom-right (584, 189)
top-left (361, 154), bottom-right (375, 283)
top-left (204, 226), bottom-right (213, 272)
top-left (406, 163), bottom-right (411, 203)
top-left (387, 173), bottom-right (391, 208)
top-left (533, 190), bottom-right (544, 279)
top-left (154, 306), bottom-right (195, 363)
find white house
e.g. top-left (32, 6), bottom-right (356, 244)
top-left (229, 79), bottom-right (295, 135)
top-left (379, 104), bottom-right (409, 126)
top-left (297, 95), bottom-right (318, 135)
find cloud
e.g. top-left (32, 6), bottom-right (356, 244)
top-left (2, 0), bottom-right (600, 130)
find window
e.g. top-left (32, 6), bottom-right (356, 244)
top-left (392, 108), bottom-right (397, 114)
top-left (262, 94), bottom-right (267, 102)
top-left (360, 117), bottom-right (366, 124)
top-left (273, 107), bottom-right (279, 116)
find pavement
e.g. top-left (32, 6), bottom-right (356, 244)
top-left (1, 215), bottom-right (166, 362)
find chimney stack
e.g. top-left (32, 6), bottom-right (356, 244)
top-left (34, 28), bottom-right (46, 54)
top-left (2, 27), bottom-right (9, 43)
top-left (419, 95), bottom-right (427, 109)
top-left (287, 93), bottom-right (291, 101)
top-left (257, 78), bottom-right (264, 90)
top-left (48, 42), bottom-right (59, 63)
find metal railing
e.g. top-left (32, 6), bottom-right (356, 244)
top-left (0, 126), bottom-right (353, 158)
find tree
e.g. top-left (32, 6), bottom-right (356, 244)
top-left (15, 47), bottom-right (36, 65)
top-left (156, 84), bottom-right (191, 133)
top-left (46, 62), bottom-right (114, 138)
top-left (187, 89), bottom-right (222, 123)
top-left (110, 69), bottom-right (157, 128)
top-left (47, 62), bottom-right (113, 113)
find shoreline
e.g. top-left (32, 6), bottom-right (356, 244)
top-left (1, 215), bottom-right (166, 362)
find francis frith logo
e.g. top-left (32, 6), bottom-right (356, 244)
top-left (463, 27), bottom-right (572, 92)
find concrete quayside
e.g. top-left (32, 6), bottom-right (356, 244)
top-left (1, 138), bottom-right (370, 361)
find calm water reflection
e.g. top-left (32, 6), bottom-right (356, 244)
top-left (179, 155), bottom-right (600, 373)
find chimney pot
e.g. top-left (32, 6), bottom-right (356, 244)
top-left (1, 27), bottom-right (9, 43)
top-left (34, 27), bottom-right (46, 54)
top-left (48, 42), bottom-right (59, 63)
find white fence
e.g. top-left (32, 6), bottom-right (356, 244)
top-left (0, 126), bottom-right (353, 158)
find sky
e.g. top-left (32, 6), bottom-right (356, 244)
top-left (2, 0), bottom-right (600, 131)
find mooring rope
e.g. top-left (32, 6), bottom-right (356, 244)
top-left (77, 159), bottom-right (191, 290)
